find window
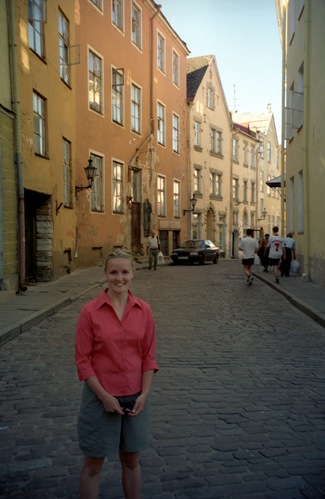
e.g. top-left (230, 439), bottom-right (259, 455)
top-left (243, 142), bottom-right (248, 165)
top-left (232, 138), bottom-right (239, 161)
top-left (58, 11), bottom-right (69, 85)
top-left (90, 0), bottom-right (103, 10)
top-left (173, 180), bottom-right (180, 218)
top-left (259, 170), bottom-right (264, 193)
top-left (28, 0), bottom-right (45, 58)
top-left (131, 2), bottom-right (141, 48)
top-left (267, 142), bottom-right (271, 162)
top-left (172, 50), bottom-right (179, 86)
top-left (251, 181), bottom-right (256, 203)
top-left (131, 84), bottom-right (141, 133)
top-left (210, 171), bottom-right (222, 197)
top-left (157, 32), bottom-right (165, 73)
top-left (251, 144), bottom-right (256, 169)
top-left (259, 140), bottom-right (264, 159)
top-left (157, 175), bottom-right (166, 217)
top-left (210, 129), bottom-right (222, 155)
top-left (112, 160), bottom-right (123, 213)
top-left (232, 178), bottom-right (239, 200)
top-left (157, 102), bottom-right (165, 145)
top-left (90, 154), bottom-right (104, 212)
top-left (267, 175), bottom-right (271, 196)
top-left (33, 92), bottom-right (46, 156)
top-left (207, 86), bottom-right (215, 110)
top-left (112, 0), bottom-right (124, 31)
top-left (89, 50), bottom-right (103, 114)
top-left (112, 68), bottom-right (124, 125)
top-left (194, 166), bottom-right (201, 193)
top-left (298, 170), bottom-right (303, 232)
top-left (62, 139), bottom-right (71, 207)
top-left (172, 113), bottom-right (180, 153)
top-left (194, 121), bottom-right (201, 148)
top-left (243, 180), bottom-right (248, 202)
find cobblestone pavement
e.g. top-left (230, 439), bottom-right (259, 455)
top-left (1, 260), bottom-right (325, 499)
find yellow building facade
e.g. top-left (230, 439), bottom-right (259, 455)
top-left (0, 1), bottom-right (18, 293)
top-left (11, 0), bottom-right (77, 282)
top-left (276, 0), bottom-right (325, 285)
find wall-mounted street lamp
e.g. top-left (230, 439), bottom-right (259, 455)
top-left (126, 195), bottom-right (133, 209)
top-left (258, 208), bottom-right (267, 221)
top-left (183, 194), bottom-right (197, 216)
top-left (75, 157), bottom-right (96, 196)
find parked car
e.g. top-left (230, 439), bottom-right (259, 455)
top-left (171, 239), bottom-right (219, 265)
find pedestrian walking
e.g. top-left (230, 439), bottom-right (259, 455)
top-left (238, 228), bottom-right (259, 285)
top-left (281, 232), bottom-right (296, 277)
top-left (257, 233), bottom-right (270, 272)
top-left (147, 230), bottom-right (160, 270)
top-left (75, 249), bottom-right (159, 499)
top-left (267, 226), bottom-right (285, 284)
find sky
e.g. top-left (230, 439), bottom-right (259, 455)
top-left (159, 0), bottom-right (282, 137)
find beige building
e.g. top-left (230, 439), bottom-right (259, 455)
top-left (187, 55), bottom-right (232, 254)
top-left (232, 108), bottom-right (282, 238)
top-left (276, 0), bottom-right (325, 285)
top-left (230, 123), bottom-right (260, 258)
top-left (74, 0), bottom-right (189, 264)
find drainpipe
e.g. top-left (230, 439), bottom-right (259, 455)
top-left (150, 4), bottom-right (162, 135)
top-left (8, 0), bottom-right (25, 290)
top-left (280, 2), bottom-right (286, 237)
top-left (302, 0), bottom-right (311, 279)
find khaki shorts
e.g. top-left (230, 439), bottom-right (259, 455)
top-left (78, 383), bottom-right (150, 457)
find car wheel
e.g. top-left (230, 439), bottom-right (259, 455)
top-left (213, 255), bottom-right (219, 264)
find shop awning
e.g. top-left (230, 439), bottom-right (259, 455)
top-left (266, 175), bottom-right (285, 188)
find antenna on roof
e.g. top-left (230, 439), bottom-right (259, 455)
top-left (231, 84), bottom-right (238, 114)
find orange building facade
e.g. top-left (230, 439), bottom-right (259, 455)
top-left (74, 0), bottom-right (190, 265)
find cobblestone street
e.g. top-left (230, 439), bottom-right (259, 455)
top-left (1, 260), bottom-right (325, 498)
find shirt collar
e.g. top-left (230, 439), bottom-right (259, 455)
top-left (96, 289), bottom-right (143, 310)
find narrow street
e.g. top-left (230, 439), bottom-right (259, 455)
top-left (1, 260), bottom-right (325, 498)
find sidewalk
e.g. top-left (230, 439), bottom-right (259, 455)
top-left (1, 258), bottom-right (324, 347)
top-left (253, 263), bottom-right (325, 328)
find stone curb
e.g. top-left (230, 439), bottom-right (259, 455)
top-left (254, 272), bottom-right (325, 329)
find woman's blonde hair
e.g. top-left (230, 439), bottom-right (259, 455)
top-left (104, 249), bottom-right (135, 272)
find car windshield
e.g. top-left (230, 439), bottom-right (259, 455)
top-left (180, 240), bottom-right (204, 249)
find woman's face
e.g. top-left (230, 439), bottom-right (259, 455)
top-left (105, 257), bottom-right (134, 294)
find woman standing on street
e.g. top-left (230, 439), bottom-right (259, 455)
top-left (75, 249), bottom-right (158, 499)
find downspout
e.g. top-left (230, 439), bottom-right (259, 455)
top-left (280, 2), bottom-right (286, 237)
top-left (8, 0), bottom-right (25, 290)
top-left (229, 128), bottom-right (234, 257)
top-left (302, 0), bottom-right (311, 279)
top-left (150, 4), bottom-right (161, 135)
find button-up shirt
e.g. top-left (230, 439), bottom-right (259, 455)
top-left (75, 289), bottom-right (158, 396)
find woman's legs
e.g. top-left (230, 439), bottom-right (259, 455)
top-left (119, 450), bottom-right (141, 499)
top-left (79, 456), bottom-right (105, 499)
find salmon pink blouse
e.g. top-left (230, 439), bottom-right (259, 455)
top-left (75, 289), bottom-right (158, 396)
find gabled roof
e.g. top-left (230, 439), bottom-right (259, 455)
top-left (187, 55), bottom-right (213, 101)
top-left (232, 111), bottom-right (273, 135)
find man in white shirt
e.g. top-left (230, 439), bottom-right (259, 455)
top-left (146, 230), bottom-right (160, 270)
top-left (238, 228), bottom-right (259, 286)
top-left (281, 233), bottom-right (296, 277)
top-left (267, 226), bottom-right (285, 284)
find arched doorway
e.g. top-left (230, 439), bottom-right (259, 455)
top-left (206, 208), bottom-right (214, 241)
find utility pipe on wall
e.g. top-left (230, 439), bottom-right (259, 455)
top-left (302, 0), bottom-right (311, 279)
